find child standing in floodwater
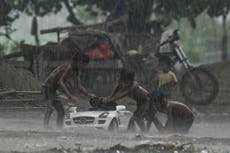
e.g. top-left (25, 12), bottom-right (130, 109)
top-left (42, 52), bottom-right (95, 129)
top-left (154, 55), bottom-right (177, 98)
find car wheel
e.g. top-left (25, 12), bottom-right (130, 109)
top-left (127, 118), bottom-right (136, 132)
top-left (108, 118), bottom-right (118, 132)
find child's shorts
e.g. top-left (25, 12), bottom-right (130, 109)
top-left (41, 86), bottom-right (59, 101)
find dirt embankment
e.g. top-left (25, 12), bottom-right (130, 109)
top-left (0, 61), bottom-right (41, 90)
top-left (0, 61), bottom-right (42, 107)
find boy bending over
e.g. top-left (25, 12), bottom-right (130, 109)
top-left (147, 91), bottom-right (194, 134)
top-left (42, 52), bottom-right (95, 128)
top-left (102, 68), bottom-right (150, 131)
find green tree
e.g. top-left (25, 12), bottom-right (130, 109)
top-left (72, 0), bottom-right (210, 33)
top-left (1, 0), bottom-right (229, 61)
top-left (169, 14), bottom-right (212, 64)
top-left (154, 0), bottom-right (208, 28)
top-left (1, 0), bottom-right (225, 35)
top-left (0, 0), bottom-right (18, 39)
top-left (0, 0), bottom-right (82, 38)
top-left (73, 0), bottom-right (155, 33)
top-left (207, 0), bottom-right (230, 60)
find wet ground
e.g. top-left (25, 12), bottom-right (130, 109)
top-left (0, 104), bottom-right (230, 153)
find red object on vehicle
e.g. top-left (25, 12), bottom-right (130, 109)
top-left (86, 43), bottom-right (114, 59)
top-left (99, 43), bottom-right (109, 52)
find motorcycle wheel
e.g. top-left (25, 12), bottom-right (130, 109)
top-left (180, 67), bottom-right (219, 105)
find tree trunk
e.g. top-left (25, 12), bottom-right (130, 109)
top-left (211, 17), bottom-right (217, 61)
top-left (127, 0), bottom-right (154, 33)
top-left (63, 0), bottom-right (81, 25)
top-left (221, 14), bottom-right (228, 60)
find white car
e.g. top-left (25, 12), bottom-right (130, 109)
top-left (64, 105), bottom-right (136, 132)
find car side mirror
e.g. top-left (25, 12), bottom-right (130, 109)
top-left (116, 105), bottom-right (126, 111)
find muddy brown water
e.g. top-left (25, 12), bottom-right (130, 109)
top-left (0, 106), bottom-right (229, 153)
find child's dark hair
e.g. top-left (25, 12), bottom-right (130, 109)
top-left (158, 55), bottom-right (171, 66)
top-left (119, 68), bottom-right (135, 82)
top-left (150, 90), bottom-right (165, 104)
top-left (73, 52), bottom-right (90, 63)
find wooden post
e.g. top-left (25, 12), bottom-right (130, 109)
top-left (211, 17), bottom-right (218, 62)
top-left (57, 31), bottom-right (60, 42)
top-left (221, 14), bottom-right (228, 60)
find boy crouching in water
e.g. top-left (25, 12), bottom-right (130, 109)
top-left (101, 68), bottom-right (151, 131)
top-left (147, 90), bottom-right (194, 134)
top-left (42, 52), bottom-right (95, 129)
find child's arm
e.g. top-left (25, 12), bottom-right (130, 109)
top-left (110, 81), bottom-right (121, 97)
top-left (152, 116), bottom-right (164, 132)
top-left (76, 76), bottom-right (95, 99)
top-left (151, 103), bottom-right (174, 133)
top-left (103, 83), bottom-right (136, 103)
top-left (153, 74), bottom-right (159, 90)
top-left (171, 72), bottom-right (178, 82)
top-left (58, 65), bottom-right (77, 100)
top-left (170, 72), bottom-right (178, 89)
top-left (164, 105), bottom-right (174, 131)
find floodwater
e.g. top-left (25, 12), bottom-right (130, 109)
top-left (0, 106), bottom-right (229, 153)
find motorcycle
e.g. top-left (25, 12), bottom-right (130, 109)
top-left (156, 29), bottom-right (219, 105)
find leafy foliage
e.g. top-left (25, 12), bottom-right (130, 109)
top-left (0, 0), bottom-right (63, 39)
top-left (0, 0), bottom-right (229, 61)
top-left (207, 0), bottom-right (230, 17)
top-left (0, 40), bottom-right (20, 54)
top-left (7, 0), bottom-right (63, 16)
top-left (1, 0), bottom-right (230, 35)
top-left (73, 0), bottom-right (155, 32)
top-left (169, 13), bottom-right (227, 63)
top-left (154, 0), bottom-right (208, 28)
top-left (0, 0), bottom-right (18, 38)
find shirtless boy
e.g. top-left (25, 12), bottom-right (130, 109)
top-left (42, 52), bottom-right (95, 128)
top-left (102, 68), bottom-right (151, 131)
top-left (147, 91), bottom-right (194, 134)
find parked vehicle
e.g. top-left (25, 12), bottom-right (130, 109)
top-left (157, 29), bottom-right (219, 105)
